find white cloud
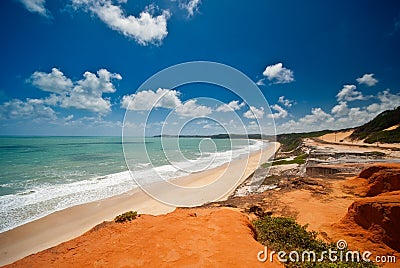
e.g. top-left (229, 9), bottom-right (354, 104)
top-left (277, 89), bottom-right (400, 133)
top-left (19, 0), bottom-right (51, 17)
top-left (336, 107), bottom-right (372, 127)
top-left (268, 104), bottom-right (288, 119)
top-left (247, 121), bottom-right (259, 131)
top-left (29, 68), bottom-right (122, 113)
top-left (61, 115), bottom-right (123, 132)
top-left (42, 94), bottom-right (61, 106)
top-left (0, 98), bottom-right (56, 120)
top-left (366, 103), bottom-right (381, 114)
top-left (243, 106), bottom-right (264, 119)
top-left (336, 85), bottom-right (366, 102)
top-left (281, 106), bottom-right (370, 132)
top-left (195, 119), bottom-right (209, 125)
top-left (262, 63), bottom-right (294, 84)
top-left (366, 89), bottom-right (400, 113)
top-left (256, 78), bottom-right (265, 86)
top-left (300, 108), bottom-right (333, 125)
top-left (175, 99), bottom-right (212, 117)
top-left (64, 114), bottom-right (74, 121)
top-left (203, 123), bottom-right (214, 129)
top-left (179, 0), bottom-right (201, 17)
top-left (59, 69), bottom-right (121, 113)
top-left (29, 68), bottom-right (73, 94)
top-left (331, 101), bottom-right (349, 117)
top-left (216, 100), bottom-right (245, 112)
top-left (356, 73), bottom-right (378, 87)
top-left (121, 89), bottom-right (211, 117)
top-left (278, 96), bottom-right (294, 107)
top-left (72, 0), bottom-right (170, 45)
top-left (121, 88), bottom-right (181, 111)
top-left (278, 108), bottom-right (334, 133)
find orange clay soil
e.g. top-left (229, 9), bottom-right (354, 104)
top-left (4, 208), bottom-right (282, 268)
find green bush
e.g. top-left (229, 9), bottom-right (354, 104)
top-left (364, 127), bottom-right (400, 144)
top-left (114, 211), bottom-right (138, 223)
top-left (350, 106), bottom-right (400, 141)
top-left (270, 153), bottom-right (308, 166)
top-left (254, 216), bottom-right (377, 267)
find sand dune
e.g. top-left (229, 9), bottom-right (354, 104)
top-left (318, 130), bottom-right (400, 149)
top-left (319, 130), bottom-right (354, 143)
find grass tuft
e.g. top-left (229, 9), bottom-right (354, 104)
top-left (262, 153), bottom-right (308, 167)
top-left (114, 211), bottom-right (138, 223)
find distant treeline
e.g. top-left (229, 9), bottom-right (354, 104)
top-left (210, 134), bottom-right (272, 140)
top-left (153, 134), bottom-right (272, 139)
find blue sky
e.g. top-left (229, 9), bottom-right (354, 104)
top-left (0, 0), bottom-right (400, 136)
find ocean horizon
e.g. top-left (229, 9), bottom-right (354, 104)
top-left (0, 136), bottom-right (266, 233)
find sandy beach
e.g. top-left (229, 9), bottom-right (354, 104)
top-left (0, 141), bottom-right (279, 266)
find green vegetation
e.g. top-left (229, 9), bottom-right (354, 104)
top-left (364, 127), bottom-right (400, 144)
top-left (350, 106), bottom-right (400, 142)
top-left (262, 153), bottom-right (308, 167)
top-left (210, 133), bottom-right (272, 140)
top-left (254, 216), bottom-right (377, 267)
top-left (114, 211), bottom-right (138, 223)
top-left (277, 130), bottom-right (333, 152)
top-left (155, 134), bottom-right (273, 140)
top-left (272, 153), bottom-right (308, 166)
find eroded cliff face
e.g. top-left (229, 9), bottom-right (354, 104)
top-left (341, 164), bottom-right (400, 252)
top-left (357, 165), bottom-right (400, 197)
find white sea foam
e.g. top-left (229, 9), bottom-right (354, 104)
top-left (0, 140), bottom-right (267, 233)
top-left (0, 170), bottom-right (136, 232)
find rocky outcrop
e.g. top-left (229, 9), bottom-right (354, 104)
top-left (357, 164), bottom-right (400, 196)
top-left (343, 191), bottom-right (400, 251)
top-left (341, 164), bottom-right (400, 252)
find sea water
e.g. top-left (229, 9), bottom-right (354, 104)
top-left (0, 136), bottom-right (265, 232)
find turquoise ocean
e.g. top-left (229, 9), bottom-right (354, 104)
top-left (0, 136), bottom-right (265, 232)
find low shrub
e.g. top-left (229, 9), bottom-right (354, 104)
top-left (271, 153), bottom-right (308, 166)
top-left (254, 216), bottom-right (377, 267)
top-left (114, 211), bottom-right (138, 223)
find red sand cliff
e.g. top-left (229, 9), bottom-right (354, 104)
top-left (334, 164), bottom-right (400, 263)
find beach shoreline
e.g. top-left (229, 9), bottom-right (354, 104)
top-left (0, 141), bottom-right (279, 266)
